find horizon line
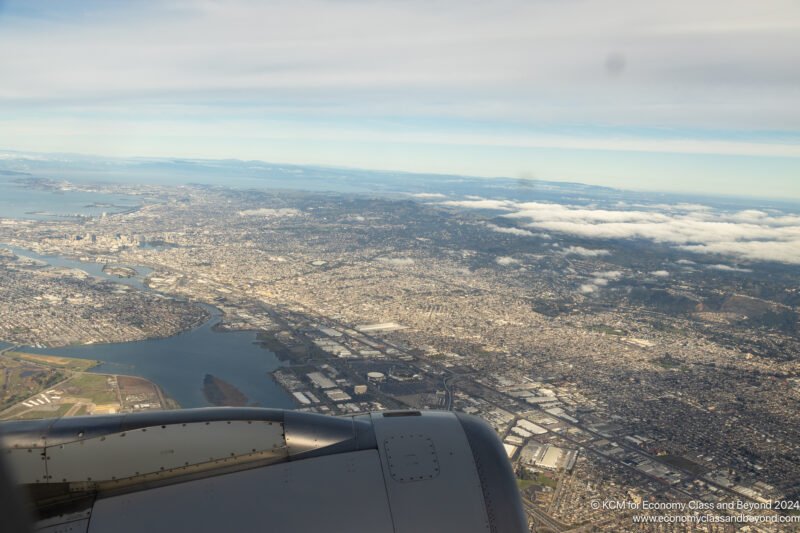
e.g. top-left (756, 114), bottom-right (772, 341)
top-left (1, 146), bottom-right (799, 207)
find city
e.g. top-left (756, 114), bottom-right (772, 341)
top-left (1, 175), bottom-right (797, 531)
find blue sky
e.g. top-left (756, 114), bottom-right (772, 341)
top-left (0, 0), bottom-right (798, 199)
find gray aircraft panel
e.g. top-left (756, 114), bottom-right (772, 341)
top-left (4, 448), bottom-right (47, 484)
top-left (371, 411), bottom-right (491, 533)
top-left (87, 449), bottom-right (395, 533)
top-left (45, 420), bottom-right (285, 484)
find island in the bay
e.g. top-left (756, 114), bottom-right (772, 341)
top-left (202, 374), bottom-right (249, 407)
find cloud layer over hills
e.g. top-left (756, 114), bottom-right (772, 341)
top-left (441, 199), bottom-right (800, 264)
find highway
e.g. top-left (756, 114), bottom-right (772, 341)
top-left (523, 497), bottom-right (568, 532)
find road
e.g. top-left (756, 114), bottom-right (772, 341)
top-left (524, 497), bottom-right (568, 532)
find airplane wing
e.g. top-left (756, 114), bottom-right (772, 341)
top-left (0, 408), bottom-right (527, 533)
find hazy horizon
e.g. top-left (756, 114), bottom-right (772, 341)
top-left (0, 0), bottom-right (798, 199)
top-left (2, 146), bottom-right (800, 205)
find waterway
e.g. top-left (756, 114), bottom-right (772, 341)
top-left (3, 244), bottom-right (294, 409)
top-left (26, 304), bottom-right (294, 409)
top-left (0, 176), bottom-right (140, 221)
top-left (2, 244), bottom-right (152, 291)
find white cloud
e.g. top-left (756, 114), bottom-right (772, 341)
top-left (444, 196), bottom-right (800, 264)
top-left (509, 202), bottom-right (674, 224)
top-left (496, 201), bottom-right (800, 264)
top-left (705, 263), bottom-right (753, 272)
top-left (592, 270), bottom-right (624, 280)
top-left (485, 223), bottom-right (541, 237)
top-left (410, 193), bottom-right (447, 199)
top-left (650, 270), bottom-right (670, 277)
top-left (495, 256), bottom-right (520, 266)
top-left (441, 199), bottom-right (515, 210)
top-left (583, 271), bottom-right (627, 292)
top-left (645, 203), bottom-right (712, 212)
top-left (1, 0), bottom-right (798, 135)
top-left (562, 246), bottom-right (611, 257)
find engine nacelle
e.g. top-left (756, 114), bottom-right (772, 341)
top-left (1, 408), bottom-right (527, 533)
